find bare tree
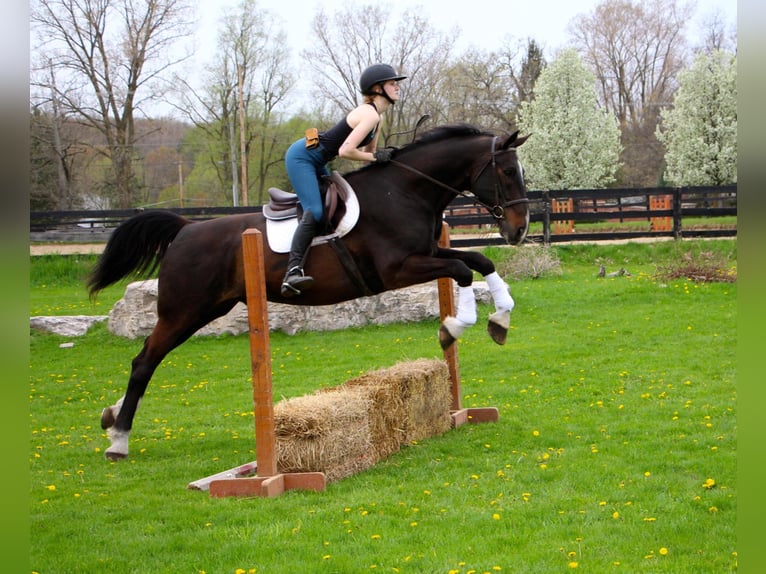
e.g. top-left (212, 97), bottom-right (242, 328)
top-left (696, 7), bottom-right (737, 55)
top-left (172, 0), bottom-right (295, 205)
top-left (31, 0), bottom-right (192, 208)
top-left (569, 0), bottom-right (691, 186)
top-left (442, 38), bottom-right (546, 132)
top-left (303, 3), bottom-right (454, 144)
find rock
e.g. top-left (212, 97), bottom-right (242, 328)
top-left (30, 315), bottom-right (108, 336)
top-left (106, 279), bottom-right (492, 339)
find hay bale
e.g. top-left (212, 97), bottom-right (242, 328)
top-left (274, 389), bottom-right (376, 482)
top-left (273, 359), bottom-right (452, 483)
top-left (340, 358), bottom-right (452, 444)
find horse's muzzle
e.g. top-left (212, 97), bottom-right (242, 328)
top-left (499, 210), bottom-right (529, 245)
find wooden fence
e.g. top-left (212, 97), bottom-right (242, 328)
top-left (30, 185), bottom-right (736, 248)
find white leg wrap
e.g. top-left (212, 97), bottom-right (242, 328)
top-left (107, 428), bottom-right (130, 456)
top-left (485, 272), bottom-right (515, 312)
top-left (443, 316), bottom-right (468, 340)
top-left (456, 285), bottom-right (477, 325)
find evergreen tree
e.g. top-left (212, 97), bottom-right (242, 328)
top-left (517, 49), bottom-right (622, 190)
top-left (656, 50), bottom-right (737, 186)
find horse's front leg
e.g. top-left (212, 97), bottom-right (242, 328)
top-left (433, 248), bottom-right (515, 346)
top-left (390, 253), bottom-right (479, 350)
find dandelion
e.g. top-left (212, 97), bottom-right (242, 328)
top-left (568, 561), bottom-right (579, 568)
top-left (612, 511), bottom-right (620, 519)
top-left (371, 534), bottom-right (381, 539)
top-left (492, 513), bottom-right (501, 520)
top-left (702, 478), bottom-right (716, 489)
top-left (659, 547), bottom-right (668, 556)
top-left (533, 430), bottom-right (540, 437)
top-left (46, 485), bottom-right (56, 491)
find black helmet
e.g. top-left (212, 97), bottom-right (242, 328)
top-left (359, 64), bottom-right (407, 95)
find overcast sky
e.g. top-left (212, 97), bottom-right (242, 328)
top-left (182, 0), bottom-right (736, 113)
top-left (192, 0), bottom-right (736, 59)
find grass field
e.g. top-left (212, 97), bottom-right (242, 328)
top-left (29, 240), bottom-right (737, 573)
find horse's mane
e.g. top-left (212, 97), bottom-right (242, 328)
top-left (407, 124), bottom-right (490, 149)
top-left (346, 124), bottom-right (493, 177)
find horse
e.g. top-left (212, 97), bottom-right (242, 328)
top-left (87, 124), bottom-right (530, 460)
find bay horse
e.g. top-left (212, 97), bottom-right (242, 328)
top-left (87, 124), bottom-right (530, 460)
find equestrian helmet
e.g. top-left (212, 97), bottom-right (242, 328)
top-left (359, 64), bottom-right (407, 95)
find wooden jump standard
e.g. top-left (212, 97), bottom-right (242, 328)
top-left (189, 223), bottom-right (497, 497)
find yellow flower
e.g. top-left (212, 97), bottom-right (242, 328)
top-left (659, 547), bottom-right (668, 556)
top-left (568, 561), bottom-right (579, 568)
top-left (702, 478), bottom-right (716, 489)
top-left (492, 513), bottom-right (501, 520)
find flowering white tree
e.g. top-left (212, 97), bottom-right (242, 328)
top-left (656, 50), bottom-right (737, 186)
top-left (517, 49), bottom-right (622, 190)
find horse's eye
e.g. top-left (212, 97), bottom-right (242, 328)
top-left (503, 168), bottom-right (516, 177)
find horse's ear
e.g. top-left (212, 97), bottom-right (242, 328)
top-left (501, 131), bottom-right (530, 149)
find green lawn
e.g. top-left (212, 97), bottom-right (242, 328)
top-left (29, 240), bottom-right (737, 573)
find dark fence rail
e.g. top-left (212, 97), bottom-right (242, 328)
top-left (30, 185), bottom-right (736, 248)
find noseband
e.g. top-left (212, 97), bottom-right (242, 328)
top-left (389, 136), bottom-right (529, 221)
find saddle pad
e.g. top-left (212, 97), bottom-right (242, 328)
top-left (265, 186), bottom-right (360, 253)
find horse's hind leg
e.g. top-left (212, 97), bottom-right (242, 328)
top-left (100, 319), bottom-right (193, 460)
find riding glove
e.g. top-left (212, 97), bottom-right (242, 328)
top-left (374, 148), bottom-right (394, 163)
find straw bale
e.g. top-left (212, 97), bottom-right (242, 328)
top-left (272, 359), bottom-right (451, 483)
top-left (274, 389), bottom-right (377, 482)
top-left (340, 358), bottom-right (452, 444)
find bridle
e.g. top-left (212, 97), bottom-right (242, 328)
top-left (389, 136), bottom-right (529, 221)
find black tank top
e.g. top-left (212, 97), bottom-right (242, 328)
top-left (319, 103), bottom-right (378, 159)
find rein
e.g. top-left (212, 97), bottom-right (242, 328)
top-left (388, 136), bottom-right (529, 220)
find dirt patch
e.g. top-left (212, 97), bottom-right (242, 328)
top-left (30, 244), bottom-right (105, 256)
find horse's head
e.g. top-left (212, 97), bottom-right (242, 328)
top-left (470, 131), bottom-right (530, 245)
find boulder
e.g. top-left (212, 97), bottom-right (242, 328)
top-left (30, 315), bottom-right (108, 336)
top-left (107, 279), bottom-right (491, 339)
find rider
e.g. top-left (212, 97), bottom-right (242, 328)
top-left (280, 64), bottom-right (407, 298)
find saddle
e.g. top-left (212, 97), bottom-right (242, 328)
top-left (264, 171), bottom-right (351, 228)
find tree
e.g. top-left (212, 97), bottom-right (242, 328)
top-left (172, 0), bottom-right (295, 205)
top-left (569, 0), bottom-right (691, 186)
top-left (656, 50), bottom-right (736, 186)
top-left (517, 49), bottom-right (622, 191)
top-left (441, 39), bottom-right (545, 132)
top-left (31, 0), bottom-right (192, 208)
top-left (303, 3), bottom-right (455, 143)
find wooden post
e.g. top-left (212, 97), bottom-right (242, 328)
top-left (437, 222), bottom-right (498, 427)
top-left (437, 223), bottom-right (461, 411)
top-left (197, 229), bottom-right (325, 497)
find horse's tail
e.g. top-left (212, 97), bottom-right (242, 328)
top-left (87, 210), bottom-right (192, 296)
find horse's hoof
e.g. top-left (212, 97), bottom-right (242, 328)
top-left (438, 325), bottom-right (456, 350)
top-left (104, 450), bottom-right (127, 461)
top-left (487, 321), bottom-right (508, 345)
top-left (100, 407), bottom-right (115, 429)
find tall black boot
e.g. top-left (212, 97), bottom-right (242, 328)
top-left (281, 211), bottom-right (319, 297)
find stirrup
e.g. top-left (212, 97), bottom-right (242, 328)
top-left (281, 267), bottom-right (315, 297)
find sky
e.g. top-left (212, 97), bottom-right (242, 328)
top-left (182, 0), bottom-right (736, 114)
top-left (191, 0), bottom-right (737, 60)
